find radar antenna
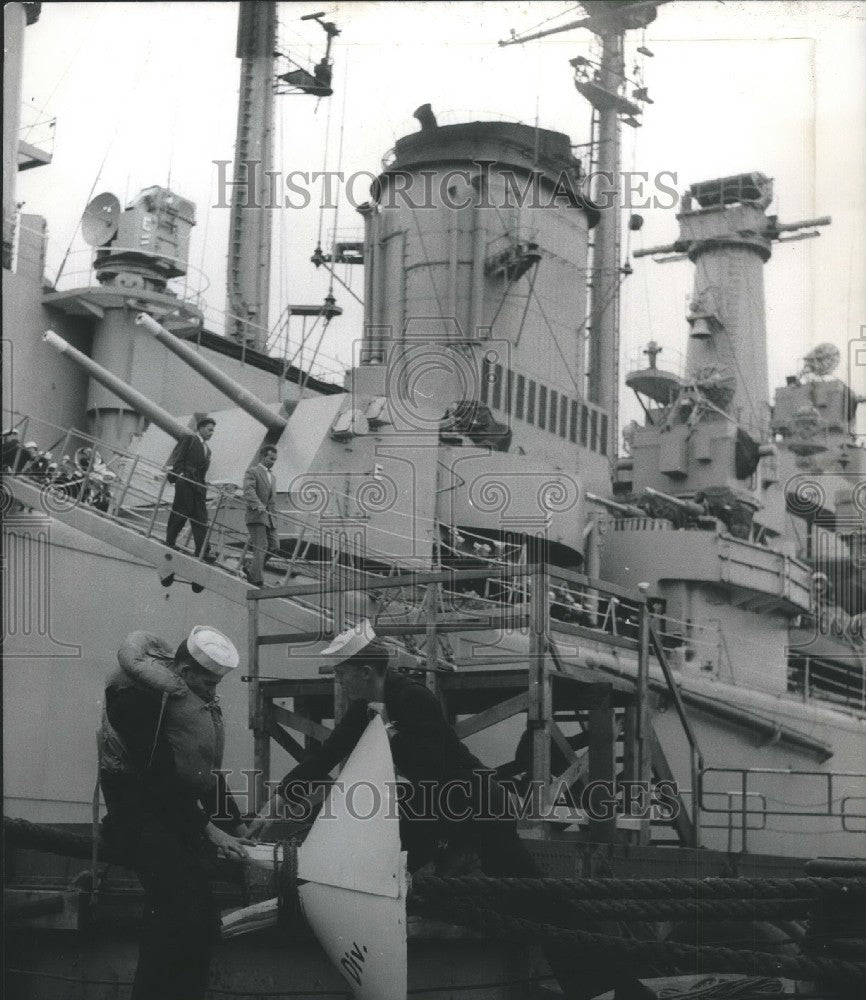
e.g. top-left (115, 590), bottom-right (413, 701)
top-left (81, 193), bottom-right (121, 248)
top-left (497, 1), bottom-right (671, 459)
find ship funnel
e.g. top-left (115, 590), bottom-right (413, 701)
top-left (135, 313), bottom-right (288, 435)
top-left (42, 330), bottom-right (191, 441)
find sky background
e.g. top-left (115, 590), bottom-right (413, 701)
top-left (15, 1), bottom-right (866, 437)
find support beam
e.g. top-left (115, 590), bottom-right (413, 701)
top-left (528, 561), bottom-right (551, 819)
top-left (266, 718), bottom-right (308, 763)
top-left (454, 692), bottom-right (528, 740)
top-left (587, 684), bottom-right (617, 842)
top-left (650, 728), bottom-right (694, 847)
top-left (271, 703), bottom-right (332, 743)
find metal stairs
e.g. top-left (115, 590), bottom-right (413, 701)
top-left (3, 473), bottom-right (314, 630)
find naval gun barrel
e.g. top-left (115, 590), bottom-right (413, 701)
top-left (135, 313), bottom-right (288, 434)
top-left (643, 487), bottom-right (706, 518)
top-left (586, 492), bottom-right (645, 518)
top-left (42, 330), bottom-right (191, 441)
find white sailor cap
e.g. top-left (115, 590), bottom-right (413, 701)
top-left (187, 625), bottom-right (239, 677)
top-left (321, 619), bottom-right (377, 663)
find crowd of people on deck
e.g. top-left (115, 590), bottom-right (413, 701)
top-left (2, 419), bottom-right (281, 583)
top-left (2, 427), bottom-right (116, 509)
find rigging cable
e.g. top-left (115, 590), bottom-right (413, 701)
top-left (315, 71), bottom-right (335, 253)
top-left (327, 51), bottom-right (350, 300)
top-left (54, 36), bottom-right (155, 287)
top-left (20, 15), bottom-right (91, 144)
top-left (516, 3), bottom-right (582, 40)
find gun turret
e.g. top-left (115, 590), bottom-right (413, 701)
top-left (42, 330), bottom-right (191, 441)
top-left (135, 313), bottom-right (288, 435)
top-left (642, 487), bottom-right (706, 520)
top-left (586, 492), bottom-right (645, 518)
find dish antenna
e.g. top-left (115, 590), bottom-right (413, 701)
top-left (81, 192), bottom-right (121, 247)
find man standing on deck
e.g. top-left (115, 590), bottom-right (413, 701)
top-left (247, 620), bottom-right (655, 1000)
top-left (165, 416), bottom-right (217, 561)
top-left (99, 627), bottom-right (252, 1000)
top-left (242, 443), bottom-right (279, 586)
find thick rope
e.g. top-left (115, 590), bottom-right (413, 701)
top-left (414, 898), bottom-right (866, 986)
top-left (7, 815), bottom-right (864, 984)
top-left (10, 818), bottom-right (866, 907)
top-left (412, 873), bottom-right (866, 902)
top-left (412, 888), bottom-right (816, 923)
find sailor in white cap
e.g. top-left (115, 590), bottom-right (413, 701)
top-left (99, 625), bottom-right (252, 1000)
top-left (247, 620), bottom-right (649, 999)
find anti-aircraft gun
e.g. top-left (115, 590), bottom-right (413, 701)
top-left (586, 493), bottom-right (646, 519)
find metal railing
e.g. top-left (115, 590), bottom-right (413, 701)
top-left (699, 766), bottom-right (866, 853)
top-left (649, 623), bottom-right (705, 845)
top-left (51, 246), bottom-right (211, 311)
top-left (787, 653), bottom-right (866, 713)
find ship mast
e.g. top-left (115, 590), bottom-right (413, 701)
top-left (501, 1), bottom-right (666, 458)
top-left (226, 1), bottom-right (277, 351)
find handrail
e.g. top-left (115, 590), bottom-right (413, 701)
top-left (649, 622), bottom-right (704, 847)
top-left (700, 766), bottom-right (866, 853)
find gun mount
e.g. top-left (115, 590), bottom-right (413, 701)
top-left (42, 330), bottom-right (191, 441)
top-left (135, 313), bottom-right (288, 436)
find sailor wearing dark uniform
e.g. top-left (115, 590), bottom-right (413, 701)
top-left (165, 416), bottom-right (217, 560)
top-left (248, 620), bottom-right (655, 999)
top-left (250, 619), bottom-right (529, 871)
top-left (99, 626), bottom-right (251, 1000)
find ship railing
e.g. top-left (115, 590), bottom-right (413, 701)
top-left (50, 247), bottom-right (212, 311)
top-left (380, 108), bottom-right (571, 169)
top-left (648, 613), bottom-right (735, 678)
top-left (787, 652), bottom-right (866, 713)
top-left (642, 612), bottom-right (863, 706)
top-left (2, 410), bottom-right (472, 587)
top-left (263, 324), bottom-right (350, 384)
top-left (625, 344), bottom-right (688, 379)
top-left (18, 103), bottom-right (55, 161)
top-left (648, 622), bottom-right (705, 843)
top-left (699, 766), bottom-right (866, 853)
top-left (699, 790), bottom-right (769, 854)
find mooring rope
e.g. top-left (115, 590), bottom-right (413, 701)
top-left (7, 815), bottom-right (866, 986)
top-left (412, 888), bottom-right (816, 923)
top-left (411, 897), bottom-right (866, 986)
top-left (411, 873), bottom-right (866, 902)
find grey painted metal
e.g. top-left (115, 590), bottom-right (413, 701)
top-left (42, 330), bottom-right (190, 441)
top-left (642, 487), bottom-right (705, 518)
top-left (225, 1), bottom-right (277, 349)
top-left (135, 313), bottom-right (287, 433)
top-left (636, 595), bottom-right (652, 843)
top-left (585, 28), bottom-right (623, 452)
top-left (3, 4), bottom-right (26, 264)
top-left (587, 492), bottom-right (644, 518)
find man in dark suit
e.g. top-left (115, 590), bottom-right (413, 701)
top-left (242, 444), bottom-right (279, 586)
top-left (248, 621), bottom-right (654, 1000)
top-left (165, 417), bottom-right (216, 560)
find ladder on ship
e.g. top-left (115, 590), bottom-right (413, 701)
top-left (1, 413), bottom-right (315, 620)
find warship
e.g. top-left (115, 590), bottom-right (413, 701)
top-left (3, 2), bottom-right (865, 998)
